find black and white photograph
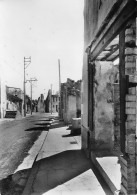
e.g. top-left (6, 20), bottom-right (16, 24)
top-left (0, 0), bottom-right (136, 194)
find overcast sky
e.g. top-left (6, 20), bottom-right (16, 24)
top-left (0, 0), bottom-right (84, 99)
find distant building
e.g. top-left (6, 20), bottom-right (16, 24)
top-left (60, 78), bottom-right (81, 124)
top-left (45, 90), bottom-right (50, 113)
top-left (6, 86), bottom-right (23, 114)
top-left (0, 84), bottom-right (23, 118)
top-left (37, 94), bottom-right (45, 113)
top-left (51, 94), bottom-right (59, 113)
top-left (45, 90), bottom-right (59, 113)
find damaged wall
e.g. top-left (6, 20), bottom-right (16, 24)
top-left (82, 0), bottom-right (120, 150)
top-left (84, 0), bottom-right (119, 46)
top-left (81, 54), bottom-right (88, 128)
top-left (38, 94), bottom-right (45, 113)
top-left (94, 61), bottom-right (119, 151)
top-left (66, 95), bottom-right (77, 123)
top-left (61, 79), bottom-right (81, 124)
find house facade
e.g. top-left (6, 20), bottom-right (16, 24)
top-left (0, 82), bottom-right (23, 118)
top-left (45, 91), bottom-right (59, 113)
top-left (82, 0), bottom-right (137, 194)
top-left (6, 86), bottom-right (23, 114)
top-left (51, 94), bottom-right (59, 113)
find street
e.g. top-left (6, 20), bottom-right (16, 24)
top-left (0, 113), bottom-right (52, 180)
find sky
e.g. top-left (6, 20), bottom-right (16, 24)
top-left (0, 0), bottom-right (84, 99)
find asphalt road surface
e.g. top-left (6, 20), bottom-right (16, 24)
top-left (0, 113), bottom-right (51, 180)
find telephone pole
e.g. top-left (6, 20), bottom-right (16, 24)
top-left (26, 78), bottom-right (37, 115)
top-left (24, 57), bottom-right (31, 117)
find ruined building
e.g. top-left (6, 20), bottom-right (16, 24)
top-left (60, 78), bottom-right (81, 124)
top-left (38, 94), bottom-right (45, 113)
top-left (0, 83), bottom-right (23, 118)
top-left (82, 0), bottom-right (137, 194)
top-left (45, 90), bottom-right (59, 113)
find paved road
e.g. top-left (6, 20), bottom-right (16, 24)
top-left (0, 113), bottom-right (52, 180)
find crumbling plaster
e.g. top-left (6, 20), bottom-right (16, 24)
top-left (94, 61), bottom-right (119, 150)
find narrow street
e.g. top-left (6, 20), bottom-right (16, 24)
top-left (0, 114), bottom-right (113, 195)
top-left (0, 113), bottom-right (53, 180)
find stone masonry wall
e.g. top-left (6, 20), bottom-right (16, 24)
top-left (120, 18), bottom-right (136, 195)
top-left (94, 61), bottom-right (119, 151)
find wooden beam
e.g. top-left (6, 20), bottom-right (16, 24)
top-left (100, 44), bottom-right (119, 61)
top-left (90, 1), bottom-right (136, 61)
top-left (107, 54), bottom-right (119, 62)
top-left (107, 49), bottom-right (119, 61)
top-left (93, 0), bottom-right (128, 42)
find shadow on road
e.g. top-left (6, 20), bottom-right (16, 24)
top-left (34, 123), bottom-right (51, 126)
top-left (25, 126), bottom-right (49, 131)
top-left (62, 132), bottom-right (81, 137)
top-left (25, 118), bottom-right (65, 131)
top-left (30, 119), bottom-right (51, 122)
top-left (49, 122), bottom-right (66, 129)
top-left (0, 150), bottom-right (113, 195)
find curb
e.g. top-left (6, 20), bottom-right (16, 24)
top-left (91, 152), bottom-right (118, 194)
top-left (22, 160), bottom-right (40, 195)
top-left (22, 130), bottom-right (49, 195)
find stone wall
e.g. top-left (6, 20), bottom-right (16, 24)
top-left (120, 18), bottom-right (136, 195)
top-left (94, 61), bottom-right (119, 151)
top-left (82, 0), bottom-right (121, 152)
top-left (67, 95), bottom-right (76, 123)
top-left (61, 79), bottom-right (81, 124)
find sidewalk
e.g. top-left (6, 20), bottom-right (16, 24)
top-left (22, 118), bottom-right (112, 195)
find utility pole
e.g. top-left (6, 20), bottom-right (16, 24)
top-left (58, 59), bottom-right (61, 118)
top-left (30, 81), bottom-right (33, 115)
top-left (24, 57), bottom-right (31, 117)
top-left (51, 84), bottom-right (52, 114)
top-left (26, 78), bottom-right (37, 115)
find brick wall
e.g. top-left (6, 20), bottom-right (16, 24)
top-left (120, 18), bottom-right (136, 195)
